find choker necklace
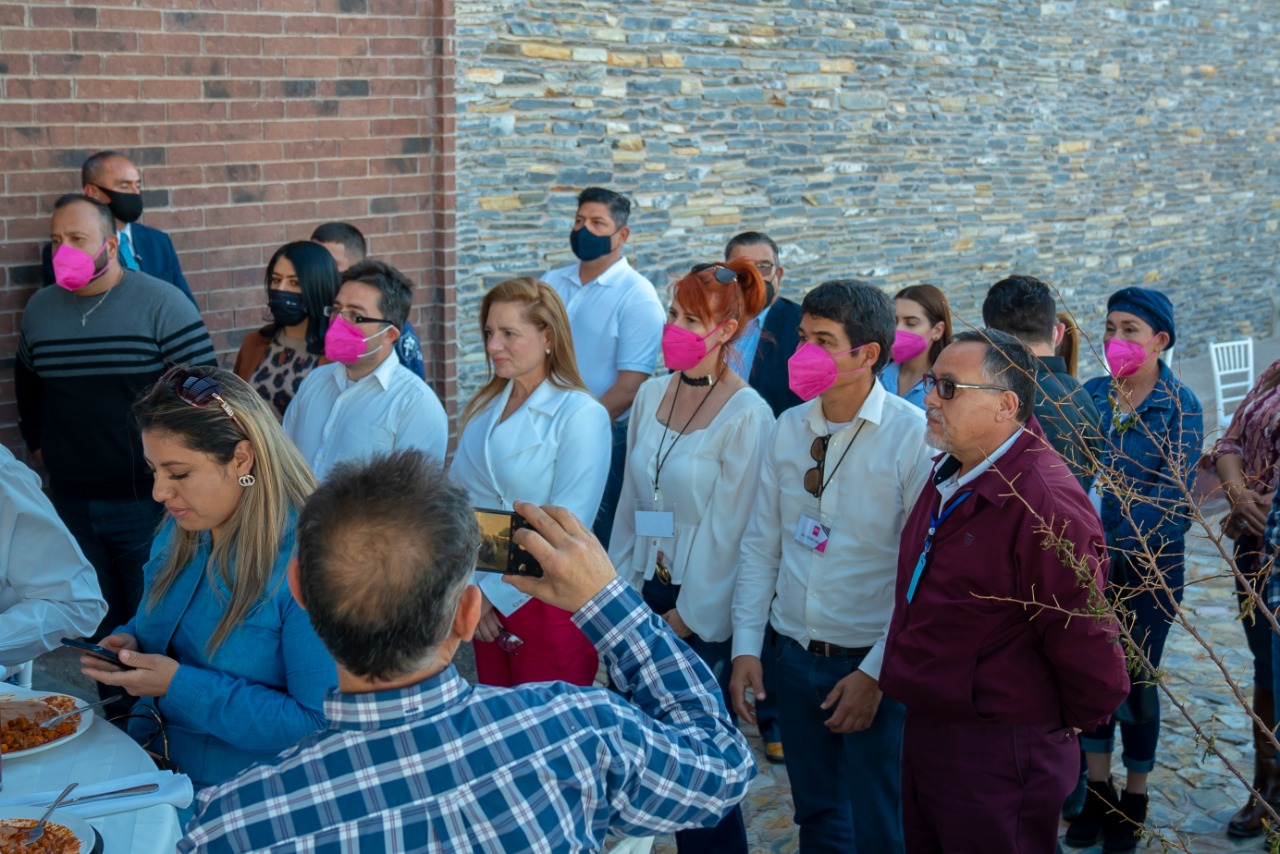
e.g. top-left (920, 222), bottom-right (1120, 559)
top-left (679, 372), bottom-right (715, 388)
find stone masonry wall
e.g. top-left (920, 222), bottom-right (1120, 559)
top-left (454, 0), bottom-right (1279, 398)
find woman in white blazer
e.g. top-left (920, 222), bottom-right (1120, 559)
top-left (608, 259), bottom-right (774, 853)
top-left (450, 277), bottom-right (611, 687)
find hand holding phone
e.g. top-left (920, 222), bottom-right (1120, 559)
top-left (473, 508), bottom-right (545, 578)
top-left (61, 638), bottom-right (134, 669)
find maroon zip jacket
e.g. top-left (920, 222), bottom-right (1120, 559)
top-left (880, 428), bottom-right (1129, 731)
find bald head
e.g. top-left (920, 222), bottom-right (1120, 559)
top-left (295, 451), bottom-right (479, 681)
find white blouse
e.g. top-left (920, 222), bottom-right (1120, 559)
top-left (450, 379), bottom-right (612, 616)
top-left (609, 375), bottom-right (775, 643)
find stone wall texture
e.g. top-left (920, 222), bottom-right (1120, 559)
top-left (453, 0), bottom-right (1279, 396)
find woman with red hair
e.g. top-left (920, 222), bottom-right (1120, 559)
top-left (609, 258), bottom-right (774, 853)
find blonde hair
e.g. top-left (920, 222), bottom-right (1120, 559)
top-left (132, 367), bottom-right (316, 654)
top-left (460, 277), bottom-right (588, 429)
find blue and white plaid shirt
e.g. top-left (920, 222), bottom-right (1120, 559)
top-left (178, 579), bottom-right (757, 852)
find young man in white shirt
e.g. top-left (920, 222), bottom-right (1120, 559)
top-left (730, 280), bottom-right (933, 853)
top-left (541, 188), bottom-right (664, 548)
top-left (284, 260), bottom-right (447, 481)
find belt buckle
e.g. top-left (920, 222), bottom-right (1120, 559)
top-left (654, 558), bottom-right (671, 585)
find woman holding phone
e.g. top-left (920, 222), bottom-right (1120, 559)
top-left (449, 277), bottom-right (611, 687)
top-left (608, 259), bottom-right (773, 854)
top-left (80, 367), bottom-right (337, 789)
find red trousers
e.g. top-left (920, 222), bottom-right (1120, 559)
top-left (474, 598), bottom-right (598, 687)
top-left (903, 712), bottom-right (1077, 853)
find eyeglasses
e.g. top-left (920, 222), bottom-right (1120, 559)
top-left (804, 435), bottom-right (830, 499)
top-left (754, 262), bottom-right (776, 276)
top-left (159, 367), bottom-right (248, 436)
top-left (323, 305), bottom-right (394, 326)
top-left (922, 372), bottom-right (1008, 401)
top-left (690, 263), bottom-right (738, 284)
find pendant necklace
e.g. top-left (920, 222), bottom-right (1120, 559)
top-left (78, 287), bottom-right (114, 327)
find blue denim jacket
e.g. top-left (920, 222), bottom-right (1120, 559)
top-left (118, 517), bottom-right (337, 788)
top-left (1084, 361), bottom-right (1204, 576)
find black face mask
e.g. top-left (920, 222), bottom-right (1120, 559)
top-left (569, 225), bottom-right (616, 262)
top-left (267, 290), bottom-right (309, 327)
top-left (93, 186), bottom-right (144, 224)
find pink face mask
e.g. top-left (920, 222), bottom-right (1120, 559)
top-left (787, 342), bottom-right (867, 401)
top-left (324, 315), bottom-right (388, 365)
top-left (891, 329), bottom-right (930, 365)
top-left (1105, 338), bottom-right (1151, 378)
top-left (662, 321), bottom-right (724, 372)
top-left (52, 241), bottom-right (109, 292)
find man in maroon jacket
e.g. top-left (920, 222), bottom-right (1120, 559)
top-left (880, 329), bottom-right (1129, 854)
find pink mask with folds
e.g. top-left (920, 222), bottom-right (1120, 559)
top-left (787, 342), bottom-right (868, 401)
top-left (662, 321), bottom-right (725, 372)
top-left (891, 329), bottom-right (930, 364)
top-left (324, 315), bottom-right (388, 365)
top-left (1105, 338), bottom-right (1151, 377)
top-left (52, 241), bottom-right (109, 291)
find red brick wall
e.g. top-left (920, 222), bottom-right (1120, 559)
top-left (0, 0), bottom-right (457, 455)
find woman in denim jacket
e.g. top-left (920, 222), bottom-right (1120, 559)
top-left (81, 366), bottom-right (337, 789)
top-left (1066, 288), bottom-right (1203, 853)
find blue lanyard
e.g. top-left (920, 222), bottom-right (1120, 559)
top-left (905, 490), bottom-right (974, 603)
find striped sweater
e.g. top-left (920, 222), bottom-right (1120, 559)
top-left (15, 269), bottom-right (217, 500)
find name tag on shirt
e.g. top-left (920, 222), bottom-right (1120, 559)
top-left (636, 509), bottom-right (675, 539)
top-left (794, 511), bottom-right (831, 554)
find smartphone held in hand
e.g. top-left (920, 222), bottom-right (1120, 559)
top-left (473, 508), bottom-right (545, 578)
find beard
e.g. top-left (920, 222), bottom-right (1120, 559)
top-left (925, 410), bottom-right (951, 453)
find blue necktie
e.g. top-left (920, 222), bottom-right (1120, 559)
top-left (118, 231), bottom-right (138, 271)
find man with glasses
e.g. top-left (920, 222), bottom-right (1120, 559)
top-left (284, 260), bottom-right (447, 480)
top-left (724, 231), bottom-right (804, 417)
top-left (730, 280), bottom-right (932, 852)
top-left (879, 330), bottom-right (1127, 853)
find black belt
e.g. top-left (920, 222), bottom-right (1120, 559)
top-left (806, 640), bottom-right (873, 658)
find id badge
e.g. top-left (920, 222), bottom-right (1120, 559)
top-left (636, 496), bottom-right (675, 539)
top-left (794, 507), bottom-right (832, 555)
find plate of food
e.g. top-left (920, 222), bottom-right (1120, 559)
top-left (0, 808), bottom-right (95, 854)
top-left (0, 690), bottom-right (94, 760)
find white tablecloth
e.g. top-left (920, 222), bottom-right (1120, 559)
top-left (4, 715), bottom-right (182, 853)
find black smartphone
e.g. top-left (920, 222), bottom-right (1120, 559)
top-left (60, 637), bottom-right (134, 669)
top-left (473, 508), bottom-right (544, 578)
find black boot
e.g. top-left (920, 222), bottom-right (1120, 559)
top-left (1064, 778), bottom-right (1118, 848)
top-left (1227, 688), bottom-right (1278, 838)
top-left (1102, 789), bottom-right (1148, 854)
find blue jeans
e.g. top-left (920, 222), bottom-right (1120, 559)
top-left (1080, 557), bottom-right (1184, 773)
top-left (775, 635), bottom-right (905, 853)
top-left (592, 418), bottom-right (628, 549)
top-left (641, 577), bottom-right (747, 852)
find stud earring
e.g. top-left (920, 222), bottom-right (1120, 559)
top-left (238, 474), bottom-right (256, 487)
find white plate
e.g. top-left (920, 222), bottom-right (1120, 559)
top-left (0, 689), bottom-right (95, 760)
top-left (0, 807), bottom-right (95, 853)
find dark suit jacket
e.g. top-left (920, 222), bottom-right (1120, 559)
top-left (42, 222), bottom-right (196, 306)
top-left (748, 296), bottom-right (804, 417)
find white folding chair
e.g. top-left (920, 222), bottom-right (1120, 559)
top-left (1211, 338), bottom-right (1255, 427)
top-left (9, 660), bottom-right (34, 689)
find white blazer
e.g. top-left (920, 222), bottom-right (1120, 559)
top-left (450, 378), bottom-right (612, 616)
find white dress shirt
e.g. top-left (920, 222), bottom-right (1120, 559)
top-left (541, 257), bottom-right (665, 416)
top-left (609, 377), bottom-right (774, 643)
top-left (732, 378), bottom-right (933, 679)
top-left (450, 379), bottom-right (612, 616)
top-left (0, 445), bottom-right (106, 678)
top-left (284, 350), bottom-right (447, 481)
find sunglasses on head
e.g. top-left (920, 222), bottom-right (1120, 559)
top-left (690, 263), bottom-right (738, 285)
top-left (158, 367), bottom-right (248, 437)
top-left (922, 372), bottom-right (1007, 401)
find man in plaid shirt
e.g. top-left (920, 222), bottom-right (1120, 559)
top-left (178, 450), bottom-right (756, 853)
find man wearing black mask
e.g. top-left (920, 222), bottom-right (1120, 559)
top-left (541, 188), bottom-right (664, 548)
top-left (41, 151), bottom-right (196, 306)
